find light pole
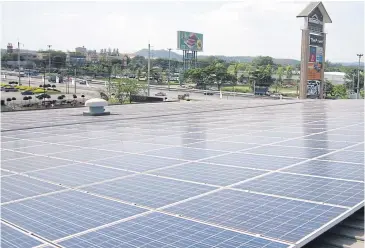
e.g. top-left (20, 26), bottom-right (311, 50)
top-left (17, 41), bottom-right (22, 85)
top-left (167, 48), bottom-right (171, 90)
top-left (356, 54), bottom-right (363, 99)
top-left (147, 43), bottom-right (151, 96)
top-left (47, 45), bottom-right (52, 75)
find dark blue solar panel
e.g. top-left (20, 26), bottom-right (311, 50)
top-left (283, 160), bottom-right (364, 182)
top-left (1, 191), bottom-right (146, 240)
top-left (27, 163), bottom-right (133, 187)
top-left (144, 147), bottom-right (227, 160)
top-left (344, 143), bottom-right (365, 152)
top-left (201, 152), bottom-right (304, 170)
top-left (234, 173), bottom-right (364, 207)
top-left (219, 135), bottom-right (285, 144)
top-left (58, 212), bottom-right (289, 248)
top-left (1, 223), bottom-right (44, 248)
top-left (95, 141), bottom-right (169, 153)
top-left (13, 144), bottom-right (80, 155)
top-left (166, 189), bottom-right (346, 243)
top-left (1, 170), bottom-right (14, 177)
top-left (82, 174), bottom-right (215, 208)
top-left (92, 154), bottom-right (184, 172)
top-left (1, 175), bottom-right (64, 203)
top-left (153, 162), bottom-right (265, 186)
top-left (319, 151), bottom-right (364, 164)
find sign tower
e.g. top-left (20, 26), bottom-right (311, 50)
top-left (297, 2), bottom-right (332, 99)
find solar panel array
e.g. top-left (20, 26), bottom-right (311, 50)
top-left (1, 100), bottom-right (364, 248)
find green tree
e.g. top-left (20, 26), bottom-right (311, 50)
top-left (274, 66), bottom-right (285, 93)
top-left (252, 56), bottom-right (274, 67)
top-left (345, 68), bottom-right (364, 93)
top-left (331, 84), bottom-right (348, 99)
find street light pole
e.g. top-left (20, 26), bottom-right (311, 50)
top-left (47, 45), bottom-right (52, 75)
top-left (147, 43), bottom-right (151, 96)
top-left (17, 41), bottom-right (21, 85)
top-left (168, 48), bottom-right (171, 91)
top-left (356, 54), bottom-right (363, 99)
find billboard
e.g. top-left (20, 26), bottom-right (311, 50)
top-left (177, 31), bottom-right (203, 51)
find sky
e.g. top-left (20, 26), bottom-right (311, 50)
top-left (1, 0), bottom-right (364, 62)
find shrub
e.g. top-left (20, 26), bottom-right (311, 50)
top-left (11, 97), bottom-right (16, 101)
top-left (23, 96), bottom-right (29, 101)
top-left (33, 89), bottom-right (46, 94)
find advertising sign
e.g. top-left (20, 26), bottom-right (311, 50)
top-left (309, 46), bottom-right (317, 62)
top-left (177, 31), bottom-right (203, 51)
top-left (307, 80), bottom-right (321, 96)
top-left (308, 62), bottom-right (322, 80)
top-left (308, 7), bottom-right (324, 34)
top-left (309, 34), bottom-right (324, 47)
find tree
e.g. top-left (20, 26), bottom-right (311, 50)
top-left (109, 79), bottom-right (147, 104)
top-left (332, 84), bottom-right (348, 99)
top-left (252, 56), bottom-right (274, 67)
top-left (285, 65), bottom-right (293, 81)
top-left (274, 66), bottom-right (285, 93)
top-left (345, 68), bottom-right (364, 93)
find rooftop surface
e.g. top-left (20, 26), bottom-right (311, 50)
top-left (1, 99), bottom-right (364, 248)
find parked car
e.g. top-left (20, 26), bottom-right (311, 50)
top-left (21, 91), bottom-right (34, 95)
top-left (5, 87), bottom-right (18, 92)
top-left (155, 92), bottom-right (166, 96)
top-left (36, 93), bottom-right (51, 99)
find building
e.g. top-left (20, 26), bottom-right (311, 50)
top-left (75, 46), bottom-right (87, 55)
top-left (324, 72), bottom-right (346, 85)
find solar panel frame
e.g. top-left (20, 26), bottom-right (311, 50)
top-left (1, 222), bottom-right (45, 248)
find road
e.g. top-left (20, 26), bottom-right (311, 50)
top-left (2, 72), bottom-right (280, 103)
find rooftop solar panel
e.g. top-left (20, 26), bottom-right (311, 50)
top-left (1, 191), bottom-right (146, 240)
top-left (283, 160), bottom-right (364, 182)
top-left (1, 175), bottom-right (65, 204)
top-left (1, 223), bottom-right (45, 248)
top-left (1, 100), bottom-right (363, 247)
top-left (152, 162), bottom-right (266, 186)
top-left (92, 154), bottom-right (184, 172)
top-left (201, 152), bottom-right (305, 170)
top-left (1, 155), bottom-right (74, 172)
top-left (234, 172), bottom-right (364, 207)
top-left (57, 212), bottom-right (289, 248)
top-left (166, 189), bottom-right (347, 243)
top-left (26, 163), bottom-right (134, 187)
top-left (81, 174), bottom-right (215, 208)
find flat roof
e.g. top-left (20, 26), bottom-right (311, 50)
top-left (1, 99), bottom-right (364, 247)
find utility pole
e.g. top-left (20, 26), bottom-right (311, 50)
top-left (356, 54), bottom-right (363, 99)
top-left (168, 48), bottom-right (171, 91)
top-left (74, 66), bottom-right (77, 94)
top-left (47, 45), bottom-right (52, 75)
top-left (17, 41), bottom-right (21, 85)
top-left (147, 43), bottom-right (151, 96)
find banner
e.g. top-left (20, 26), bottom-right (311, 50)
top-left (308, 7), bottom-right (324, 34)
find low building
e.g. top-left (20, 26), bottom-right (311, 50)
top-left (324, 72), bottom-right (346, 85)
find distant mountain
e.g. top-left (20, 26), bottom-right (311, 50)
top-left (133, 49), bottom-right (300, 65)
top-left (133, 49), bottom-right (363, 67)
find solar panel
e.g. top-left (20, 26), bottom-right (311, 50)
top-left (26, 163), bottom-right (134, 187)
top-left (81, 174), bottom-right (215, 208)
top-left (201, 152), bottom-right (305, 170)
top-left (1, 175), bottom-right (65, 204)
top-left (1, 156), bottom-right (74, 172)
top-left (283, 160), bottom-right (364, 182)
top-left (57, 212), bottom-right (289, 248)
top-left (2, 191), bottom-right (146, 240)
top-left (1, 223), bottom-right (44, 248)
top-left (319, 150), bottom-right (364, 164)
top-left (144, 146), bottom-right (228, 160)
top-left (166, 189), bottom-right (347, 243)
top-left (152, 162), bottom-right (266, 186)
top-left (1, 100), bottom-right (363, 248)
top-left (234, 173), bottom-right (364, 207)
top-left (92, 154), bottom-right (184, 172)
